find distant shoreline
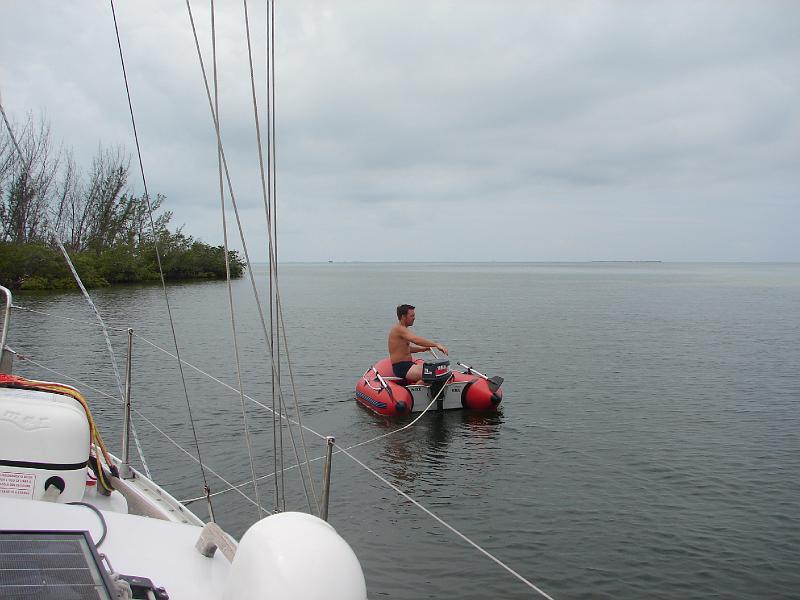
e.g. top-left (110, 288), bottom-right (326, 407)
top-left (255, 260), bottom-right (799, 265)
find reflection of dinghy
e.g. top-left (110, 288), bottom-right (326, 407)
top-left (355, 357), bottom-right (504, 417)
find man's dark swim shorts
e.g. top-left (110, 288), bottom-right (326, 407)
top-left (392, 361), bottom-right (414, 380)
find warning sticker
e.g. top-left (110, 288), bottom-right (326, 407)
top-left (0, 471), bottom-right (36, 499)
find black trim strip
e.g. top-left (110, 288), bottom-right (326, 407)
top-left (0, 458), bottom-right (88, 471)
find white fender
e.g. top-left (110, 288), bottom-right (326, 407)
top-left (225, 511), bottom-right (367, 600)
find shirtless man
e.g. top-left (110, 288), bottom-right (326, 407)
top-left (388, 304), bottom-right (448, 383)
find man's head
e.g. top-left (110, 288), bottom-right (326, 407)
top-left (396, 303), bottom-right (416, 326)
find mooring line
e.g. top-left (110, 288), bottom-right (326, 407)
top-left (12, 336), bottom-right (554, 598)
top-left (338, 446), bottom-right (557, 600)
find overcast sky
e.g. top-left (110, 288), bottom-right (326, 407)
top-left (2, 1), bottom-right (798, 262)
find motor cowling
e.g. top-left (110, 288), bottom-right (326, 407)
top-left (422, 359), bottom-right (451, 384)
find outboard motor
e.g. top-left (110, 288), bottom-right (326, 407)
top-left (422, 359), bottom-right (452, 396)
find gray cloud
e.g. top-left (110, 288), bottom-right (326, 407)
top-left (2, 0), bottom-right (798, 262)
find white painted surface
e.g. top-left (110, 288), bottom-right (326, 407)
top-left (0, 496), bottom-right (231, 600)
top-left (226, 511), bottom-right (367, 600)
top-left (0, 388), bottom-right (89, 502)
top-left (82, 480), bottom-right (129, 514)
top-left (108, 455), bottom-right (205, 526)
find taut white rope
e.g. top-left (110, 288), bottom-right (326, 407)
top-left (339, 446), bottom-right (557, 600)
top-left (14, 340), bottom-right (557, 598)
top-left (55, 240), bottom-right (151, 479)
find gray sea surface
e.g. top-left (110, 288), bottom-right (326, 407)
top-left (7, 262), bottom-right (800, 599)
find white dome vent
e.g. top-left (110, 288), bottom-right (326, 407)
top-left (225, 511), bottom-right (367, 600)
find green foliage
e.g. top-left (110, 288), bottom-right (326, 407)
top-left (0, 242), bottom-right (67, 289)
top-left (141, 231), bottom-right (243, 280)
top-left (1, 111), bottom-right (244, 290)
top-left (0, 239), bottom-right (245, 291)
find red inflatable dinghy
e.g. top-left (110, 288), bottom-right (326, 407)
top-left (355, 357), bottom-right (503, 417)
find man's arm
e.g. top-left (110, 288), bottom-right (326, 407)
top-left (410, 344), bottom-right (433, 354)
top-left (404, 331), bottom-right (448, 355)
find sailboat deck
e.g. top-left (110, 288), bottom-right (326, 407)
top-left (0, 496), bottom-right (231, 600)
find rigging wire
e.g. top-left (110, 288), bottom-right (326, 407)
top-left (10, 305), bottom-right (130, 332)
top-left (108, 0), bottom-right (215, 518)
top-left (0, 92), bottom-right (26, 161)
top-left (12, 350), bottom-right (265, 512)
top-left (183, 376), bottom-right (455, 504)
top-left (182, 0), bottom-right (316, 514)
top-left (10, 306), bottom-right (465, 502)
top-left (212, 0), bottom-right (263, 521)
top-left (262, 0), bottom-right (281, 513)
top-left (275, 301), bottom-right (320, 511)
top-left (268, 0), bottom-right (286, 516)
top-left (6, 10), bottom-right (560, 600)
top-left (243, 0), bottom-right (319, 515)
top-left (241, 0), bottom-right (281, 515)
top-left (1, 94), bottom-right (153, 477)
top-left (11, 337), bottom-right (558, 599)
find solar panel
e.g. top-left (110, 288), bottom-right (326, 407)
top-left (0, 530), bottom-right (116, 600)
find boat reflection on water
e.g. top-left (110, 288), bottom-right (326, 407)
top-left (373, 410), bottom-right (505, 497)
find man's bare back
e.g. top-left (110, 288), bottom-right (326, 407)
top-left (389, 304), bottom-right (448, 382)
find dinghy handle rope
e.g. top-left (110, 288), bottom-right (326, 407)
top-left (362, 367), bottom-right (390, 392)
top-left (362, 376), bottom-right (383, 392)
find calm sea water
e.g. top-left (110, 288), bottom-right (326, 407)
top-left (7, 262), bottom-right (800, 599)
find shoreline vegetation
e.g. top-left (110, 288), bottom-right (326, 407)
top-left (1, 111), bottom-right (244, 290)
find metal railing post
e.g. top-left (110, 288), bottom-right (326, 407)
top-left (0, 286), bottom-right (12, 374)
top-left (121, 328), bottom-right (133, 479)
top-left (320, 436), bottom-right (335, 521)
